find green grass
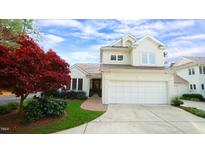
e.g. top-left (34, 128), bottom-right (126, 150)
top-left (20, 99), bottom-right (105, 134)
top-left (181, 106), bottom-right (205, 118)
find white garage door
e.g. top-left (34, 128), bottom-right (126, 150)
top-left (107, 81), bottom-right (167, 104)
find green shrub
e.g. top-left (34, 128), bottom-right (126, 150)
top-left (0, 102), bottom-right (18, 115)
top-left (23, 97), bottom-right (67, 123)
top-left (45, 89), bottom-right (87, 100)
top-left (171, 97), bottom-right (184, 107)
top-left (44, 89), bottom-right (60, 97)
top-left (181, 93), bottom-right (204, 101)
top-left (0, 105), bottom-right (9, 115)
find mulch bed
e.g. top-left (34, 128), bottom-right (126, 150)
top-left (0, 110), bottom-right (67, 134)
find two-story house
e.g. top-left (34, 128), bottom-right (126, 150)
top-left (70, 34), bottom-right (182, 104)
top-left (173, 56), bottom-right (205, 97)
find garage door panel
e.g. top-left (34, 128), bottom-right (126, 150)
top-left (107, 81), bottom-right (167, 104)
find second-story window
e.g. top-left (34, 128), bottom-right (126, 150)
top-left (203, 66), bottom-right (205, 74)
top-left (192, 68), bottom-right (195, 75)
top-left (118, 55), bottom-right (123, 61)
top-left (188, 68), bottom-right (191, 75)
top-left (142, 52), bottom-right (155, 65)
top-left (188, 68), bottom-right (195, 75)
top-left (111, 55), bottom-right (116, 61)
top-left (199, 66), bottom-right (203, 74)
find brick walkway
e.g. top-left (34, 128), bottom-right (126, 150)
top-left (80, 95), bottom-right (108, 112)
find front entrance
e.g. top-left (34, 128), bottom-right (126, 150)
top-left (92, 79), bottom-right (101, 92)
top-left (90, 79), bottom-right (102, 97)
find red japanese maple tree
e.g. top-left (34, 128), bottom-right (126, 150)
top-left (0, 35), bottom-right (70, 110)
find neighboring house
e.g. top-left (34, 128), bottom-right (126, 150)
top-left (71, 34), bottom-right (183, 104)
top-left (174, 74), bottom-right (189, 96)
top-left (173, 56), bottom-right (205, 97)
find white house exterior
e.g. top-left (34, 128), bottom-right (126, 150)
top-left (173, 56), bottom-right (205, 97)
top-left (70, 34), bottom-right (186, 104)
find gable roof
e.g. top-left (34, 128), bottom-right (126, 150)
top-left (72, 63), bottom-right (101, 74)
top-left (103, 34), bottom-right (165, 49)
top-left (183, 56), bottom-right (205, 64)
top-left (134, 35), bottom-right (165, 47)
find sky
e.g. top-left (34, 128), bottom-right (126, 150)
top-left (36, 19), bottom-right (205, 65)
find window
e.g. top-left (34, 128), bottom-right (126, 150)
top-left (78, 78), bottom-right (83, 90)
top-left (189, 68), bottom-right (195, 75)
top-left (193, 84), bottom-right (196, 90)
top-left (192, 68), bottom-right (195, 75)
top-left (202, 84), bottom-right (204, 90)
top-left (203, 66), bottom-right (205, 74)
top-left (188, 68), bottom-right (191, 75)
top-left (190, 84), bottom-right (193, 90)
top-left (118, 55), bottom-right (123, 61)
top-left (142, 52), bottom-right (155, 64)
top-left (111, 55), bottom-right (116, 61)
top-left (72, 78), bottom-right (77, 90)
top-left (199, 66), bottom-right (203, 74)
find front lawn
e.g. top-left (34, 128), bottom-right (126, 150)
top-left (180, 106), bottom-right (205, 118)
top-left (20, 99), bottom-right (105, 134)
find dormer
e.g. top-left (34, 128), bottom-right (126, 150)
top-left (110, 34), bottom-right (136, 47)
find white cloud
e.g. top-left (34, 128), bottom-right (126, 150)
top-left (179, 34), bottom-right (205, 40)
top-left (41, 33), bottom-right (65, 49)
top-left (37, 19), bottom-right (83, 29)
top-left (168, 45), bottom-right (205, 58)
top-left (45, 34), bottom-right (64, 43)
top-left (65, 51), bottom-right (99, 65)
top-left (161, 31), bottom-right (185, 38)
top-left (142, 20), bottom-right (195, 31)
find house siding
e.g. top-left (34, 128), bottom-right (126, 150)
top-left (70, 67), bottom-right (90, 96)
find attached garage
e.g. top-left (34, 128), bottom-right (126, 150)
top-left (107, 80), bottom-right (167, 104)
top-left (101, 65), bottom-right (175, 105)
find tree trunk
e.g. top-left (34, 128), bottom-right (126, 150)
top-left (19, 94), bottom-right (28, 111)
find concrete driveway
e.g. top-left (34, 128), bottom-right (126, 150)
top-left (57, 104), bottom-right (205, 134)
